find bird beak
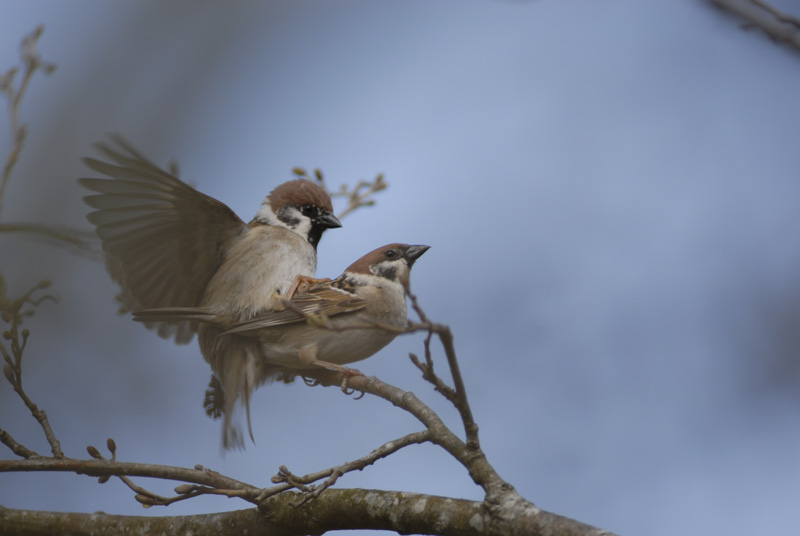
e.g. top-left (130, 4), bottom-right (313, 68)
top-left (315, 212), bottom-right (342, 229)
top-left (404, 245), bottom-right (430, 266)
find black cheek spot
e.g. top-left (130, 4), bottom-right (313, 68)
top-left (277, 206), bottom-right (301, 228)
top-left (375, 264), bottom-right (398, 281)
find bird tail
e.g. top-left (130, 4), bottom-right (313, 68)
top-left (132, 307), bottom-right (224, 328)
top-left (220, 345), bottom-right (259, 450)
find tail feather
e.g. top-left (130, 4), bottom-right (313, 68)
top-left (220, 345), bottom-right (258, 450)
top-left (132, 307), bottom-right (224, 329)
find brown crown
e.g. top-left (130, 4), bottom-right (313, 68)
top-left (268, 179), bottom-right (334, 213)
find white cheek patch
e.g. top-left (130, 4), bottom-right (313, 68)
top-left (369, 259), bottom-right (409, 282)
top-left (254, 203), bottom-right (312, 238)
top-left (348, 271), bottom-right (406, 294)
top-left (285, 206), bottom-right (313, 238)
top-left (254, 197), bottom-right (281, 225)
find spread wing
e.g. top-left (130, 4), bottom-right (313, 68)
top-left (80, 135), bottom-right (247, 343)
top-left (224, 283), bottom-right (365, 335)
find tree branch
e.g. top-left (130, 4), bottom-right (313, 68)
top-left (0, 223), bottom-right (100, 259)
top-left (1, 281), bottom-right (63, 459)
top-left (0, 457), bottom-right (261, 501)
top-left (1, 489), bottom-right (612, 536)
top-left (0, 26), bottom-right (56, 215)
top-left (708, 0), bottom-right (800, 54)
top-left (292, 166), bottom-right (387, 220)
top-left (264, 430), bottom-right (431, 504)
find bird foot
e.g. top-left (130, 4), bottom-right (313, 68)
top-left (312, 361), bottom-right (364, 394)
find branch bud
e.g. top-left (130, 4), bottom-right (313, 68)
top-left (174, 484), bottom-right (195, 494)
top-left (3, 364), bottom-right (15, 384)
top-left (134, 494), bottom-right (155, 507)
top-left (86, 445), bottom-right (102, 459)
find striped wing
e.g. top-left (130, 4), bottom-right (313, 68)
top-left (224, 282), bottom-right (365, 335)
top-left (81, 135), bottom-right (247, 343)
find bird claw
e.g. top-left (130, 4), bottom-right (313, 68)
top-left (302, 376), bottom-right (321, 387)
top-left (337, 366), bottom-right (364, 396)
top-left (310, 360), bottom-right (364, 395)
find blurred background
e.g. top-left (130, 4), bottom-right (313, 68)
top-left (1, 1), bottom-right (799, 534)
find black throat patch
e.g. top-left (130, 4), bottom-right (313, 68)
top-left (307, 226), bottom-right (325, 250)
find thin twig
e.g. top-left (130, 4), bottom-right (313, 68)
top-left (0, 427), bottom-right (40, 459)
top-left (293, 167), bottom-right (387, 220)
top-left (263, 430), bottom-right (431, 504)
top-left (405, 285), bottom-right (479, 448)
top-left (0, 25), bottom-right (56, 214)
top-left (751, 0), bottom-right (800, 29)
top-left (1, 282), bottom-right (63, 458)
top-left (709, 0), bottom-right (800, 53)
top-left (409, 352), bottom-right (458, 405)
top-left (81, 439), bottom-right (260, 507)
top-left (0, 457), bottom-right (261, 503)
top-left (333, 177), bottom-right (387, 219)
top-left (0, 223), bottom-right (100, 259)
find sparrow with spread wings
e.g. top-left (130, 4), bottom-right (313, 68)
top-left (81, 136), bottom-right (342, 447)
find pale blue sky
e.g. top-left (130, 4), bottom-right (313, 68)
top-left (1, 2), bottom-right (800, 534)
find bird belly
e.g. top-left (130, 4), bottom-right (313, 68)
top-left (258, 328), bottom-right (397, 369)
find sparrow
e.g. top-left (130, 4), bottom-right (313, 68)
top-left (134, 243), bottom-right (429, 447)
top-left (80, 136), bottom-right (342, 447)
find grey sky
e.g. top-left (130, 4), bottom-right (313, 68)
top-left (1, 2), bottom-right (799, 534)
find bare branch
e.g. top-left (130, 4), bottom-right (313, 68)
top-left (293, 167), bottom-right (387, 220)
top-left (305, 371), bottom-right (507, 505)
top-left (1, 281), bottom-right (63, 458)
top-left (0, 490), bottom-right (614, 536)
top-left (85, 439), bottom-right (258, 507)
top-left (0, 457), bottom-right (261, 502)
top-left (404, 285), bottom-right (479, 448)
top-left (0, 427), bottom-right (40, 459)
top-left (751, 0), bottom-right (800, 29)
top-left (0, 222), bottom-right (100, 259)
top-left (708, 0), bottom-right (800, 54)
top-left (265, 430), bottom-right (431, 504)
top-left (0, 25), bottom-right (56, 214)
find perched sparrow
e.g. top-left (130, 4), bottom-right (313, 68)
top-left (134, 243), bottom-right (429, 447)
top-left (80, 136), bottom-right (342, 447)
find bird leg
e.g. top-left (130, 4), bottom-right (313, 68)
top-left (312, 360), bottom-right (364, 377)
top-left (298, 345), bottom-right (363, 393)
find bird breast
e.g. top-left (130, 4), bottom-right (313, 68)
top-left (201, 225), bottom-right (316, 320)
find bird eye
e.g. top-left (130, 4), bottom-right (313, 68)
top-left (300, 204), bottom-right (316, 217)
top-left (385, 249), bottom-right (397, 259)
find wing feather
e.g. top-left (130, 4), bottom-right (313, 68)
top-left (81, 135), bottom-right (247, 343)
top-left (224, 282), bottom-right (365, 335)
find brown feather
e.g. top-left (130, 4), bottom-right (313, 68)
top-left (223, 277), bottom-right (365, 334)
top-left (80, 136), bottom-right (246, 343)
top-left (266, 179), bottom-right (333, 214)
